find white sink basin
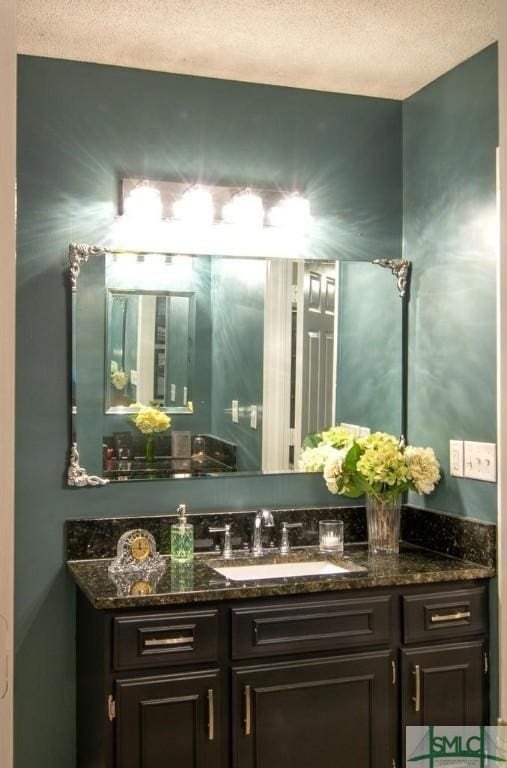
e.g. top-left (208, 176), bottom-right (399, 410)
top-left (211, 560), bottom-right (349, 581)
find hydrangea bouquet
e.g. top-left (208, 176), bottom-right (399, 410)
top-left (300, 427), bottom-right (440, 553)
top-left (129, 404), bottom-right (171, 462)
top-left (130, 404), bottom-right (171, 435)
top-left (300, 427), bottom-right (440, 501)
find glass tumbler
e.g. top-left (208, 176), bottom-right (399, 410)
top-left (319, 520), bottom-right (344, 554)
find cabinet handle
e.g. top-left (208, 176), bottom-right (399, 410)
top-left (430, 610), bottom-right (470, 623)
top-left (412, 665), bottom-right (421, 713)
top-left (207, 689), bottom-right (214, 741)
top-left (144, 635), bottom-right (193, 648)
top-left (244, 685), bottom-right (252, 736)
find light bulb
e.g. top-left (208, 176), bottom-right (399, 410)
top-left (269, 193), bottom-right (312, 233)
top-left (222, 188), bottom-right (265, 228)
top-left (173, 185), bottom-right (214, 226)
top-left (123, 181), bottom-right (163, 221)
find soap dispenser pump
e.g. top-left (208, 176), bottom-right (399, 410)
top-left (171, 504), bottom-right (194, 562)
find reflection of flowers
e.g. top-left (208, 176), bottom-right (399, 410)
top-left (110, 360), bottom-right (129, 391)
top-left (111, 370), bottom-right (129, 390)
top-left (130, 404), bottom-right (171, 434)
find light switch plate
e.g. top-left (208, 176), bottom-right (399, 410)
top-left (250, 405), bottom-right (257, 429)
top-left (232, 400), bottom-right (239, 423)
top-left (340, 422), bottom-right (361, 437)
top-left (464, 441), bottom-right (496, 482)
top-left (449, 440), bottom-right (464, 477)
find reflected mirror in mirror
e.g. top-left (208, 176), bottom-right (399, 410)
top-left (106, 290), bottom-right (195, 413)
top-left (72, 249), bottom-right (404, 483)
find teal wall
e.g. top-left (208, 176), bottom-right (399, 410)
top-left (210, 258), bottom-right (265, 471)
top-left (16, 55), bottom-right (402, 768)
top-left (403, 45), bottom-right (498, 523)
top-left (336, 261), bottom-right (403, 435)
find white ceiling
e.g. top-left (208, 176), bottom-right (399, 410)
top-left (17, 0), bottom-right (497, 100)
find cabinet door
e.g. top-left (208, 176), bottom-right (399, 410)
top-left (401, 641), bottom-right (487, 728)
top-left (232, 651), bottom-right (393, 768)
top-left (115, 669), bottom-right (221, 768)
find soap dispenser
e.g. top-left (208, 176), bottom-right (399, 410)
top-left (171, 504), bottom-right (194, 562)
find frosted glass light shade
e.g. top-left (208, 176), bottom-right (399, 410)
top-left (173, 185), bottom-right (214, 226)
top-left (269, 193), bottom-right (312, 232)
top-left (222, 189), bottom-right (265, 228)
top-left (123, 181), bottom-right (163, 221)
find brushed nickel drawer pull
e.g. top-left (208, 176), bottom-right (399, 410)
top-left (413, 664), bottom-right (421, 712)
top-left (430, 611), bottom-right (471, 623)
top-left (144, 635), bottom-right (193, 647)
top-left (207, 689), bottom-right (214, 741)
top-left (244, 685), bottom-right (252, 736)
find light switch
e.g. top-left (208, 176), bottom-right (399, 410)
top-left (170, 383), bottom-right (176, 401)
top-left (464, 441), bottom-right (496, 482)
top-left (449, 440), bottom-right (464, 477)
top-left (130, 369), bottom-right (138, 386)
top-left (232, 400), bottom-right (239, 423)
top-left (340, 422), bottom-right (361, 437)
top-left (183, 386), bottom-right (188, 405)
top-left (250, 405), bottom-right (258, 429)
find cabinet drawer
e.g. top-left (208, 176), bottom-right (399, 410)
top-left (402, 586), bottom-right (487, 644)
top-left (112, 609), bottom-right (218, 671)
top-left (231, 595), bottom-right (392, 659)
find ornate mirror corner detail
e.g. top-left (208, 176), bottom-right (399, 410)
top-left (373, 258), bottom-right (411, 298)
top-left (69, 243), bottom-right (106, 291)
top-left (67, 443), bottom-right (110, 487)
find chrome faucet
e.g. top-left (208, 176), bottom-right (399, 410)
top-left (252, 508), bottom-right (274, 557)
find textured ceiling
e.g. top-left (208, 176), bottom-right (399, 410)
top-left (17, 0), bottom-right (497, 99)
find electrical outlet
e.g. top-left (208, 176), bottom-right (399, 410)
top-left (250, 405), bottom-right (257, 429)
top-left (232, 400), bottom-right (239, 423)
top-left (464, 441), bottom-right (496, 482)
top-left (449, 440), bottom-right (464, 477)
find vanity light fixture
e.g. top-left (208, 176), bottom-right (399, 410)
top-left (123, 180), bottom-right (163, 222)
top-left (222, 188), bottom-right (265, 228)
top-left (173, 184), bottom-right (215, 227)
top-left (268, 192), bottom-right (312, 233)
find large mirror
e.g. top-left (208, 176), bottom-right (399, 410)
top-left (68, 244), bottom-right (408, 485)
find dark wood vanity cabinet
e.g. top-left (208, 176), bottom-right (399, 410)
top-left (232, 651), bottom-right (394, 768)
top-left (401, 641), bottom-right (487, 727)
top-left (76, 580), bottom-right (489, 768)
top-left (115, 669), bottom-right (221, 768)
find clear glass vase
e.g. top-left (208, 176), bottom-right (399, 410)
top-left (365, 493), bottom-right (401, 554)
top-left (145, 435), bottom-right (154, 463)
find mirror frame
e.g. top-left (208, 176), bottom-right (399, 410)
top-left (66, 242), bottom-right (411, 488)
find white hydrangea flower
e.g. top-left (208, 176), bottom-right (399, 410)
top-left (323, 448), bottom-right (348, 494)
top-left (405, 446), bottom-right (441, 494)
top-left (299, 444), bottom-right (336, 473)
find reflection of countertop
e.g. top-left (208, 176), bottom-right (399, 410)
top-left (67, 544), bottom-right (494, 610)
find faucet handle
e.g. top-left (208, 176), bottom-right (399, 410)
top-left (209, 524), bottom-right (233, 559)
top-left (257, 508), bottom-right (274, 527)
top-left (279, 521), bottom-right (303, 555)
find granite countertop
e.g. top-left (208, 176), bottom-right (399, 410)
top-left (67, 543), bottom-right (494, 610)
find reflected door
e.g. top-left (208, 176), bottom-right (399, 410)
top-left (294, 262), bottom-right (337, 451)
